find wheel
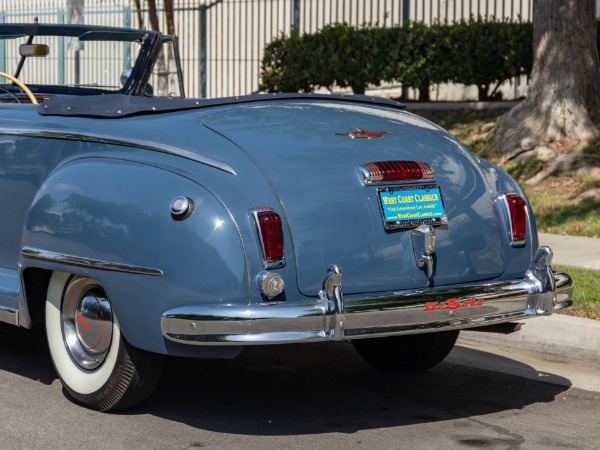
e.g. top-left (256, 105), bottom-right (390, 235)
top-left (46, 272), bottom-right (165, 411)
top-left (0, 71), bottom-right (38, 104)
top-left (352, 330), bottom-right (460, 373)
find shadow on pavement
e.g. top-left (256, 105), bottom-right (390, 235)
top-left (139, 340), bottom-right (571, 435)
top-left (0, 323), bottom-right (55, 385)
top-left (0, 322), bottom-right (572, 435)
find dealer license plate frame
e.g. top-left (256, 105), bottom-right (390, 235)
top-left (377, 184), bottom-right (448, 230)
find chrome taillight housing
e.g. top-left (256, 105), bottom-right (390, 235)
top-left (250, 207), bottom-right (285, 267)
top-left (360, 161), bottom-right (435, 184)
top-left (501, 192), bottom-right (527, 246)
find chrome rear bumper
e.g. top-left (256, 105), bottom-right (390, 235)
top-left (161, 247), bottom-right (574, 345)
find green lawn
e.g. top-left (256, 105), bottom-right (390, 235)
top-left (555, 265), bottom-right (600, 320)
top-left (528, 190), bottom-right (600, 238)
top-left (414, 109), bottom-right (503, 153)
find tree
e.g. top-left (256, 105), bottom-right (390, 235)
top-left (138, 0), bottom-right (177, 96)
top-left (485, 0), bottom-right (600, 180)
top-left (132, 0), bottom-right (143, 29)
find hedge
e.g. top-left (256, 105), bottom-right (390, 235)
top-left (260, 18), bottom-right (533, 101)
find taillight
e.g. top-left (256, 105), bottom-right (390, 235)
top-left (360, 161), bottom-right (434, 184)
top-left (503, 193), bottom-right (527, 245)
top-left (251, 207), bottom-right (285, 267)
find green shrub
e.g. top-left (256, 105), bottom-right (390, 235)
top-left (382, 22), bottom-right (450, 101)
top-left (261, 24), bottom-right (388, 94)
top-left (445, 18), bottom-right (533, 100)
top-left (261, 29), bottom-right (314, 93)
top-left (260, 17), bottom-right (534, 101)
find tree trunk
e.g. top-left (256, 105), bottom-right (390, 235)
top-left (164, 0), bottom-right (176, 36)
top-left (132, 0), bottom-right (143, 29)
top-left (485, 0), bottom-right (600, 156)
top-left (147, 0), bottom-right (160, 33)
top-left (164, 0), bottom-right (177, 94)
top-left (147, 0), bottom-right (168, 96)
top-left (477, 84), bottom-right (488, 102)
top-left (418, 82), bottom-right (430, 102)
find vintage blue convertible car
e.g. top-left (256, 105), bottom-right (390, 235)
top-left (0, 22), bottom-right (573, 411)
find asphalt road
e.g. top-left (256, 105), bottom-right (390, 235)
top-left (1, 324), bottom-right (598, 449)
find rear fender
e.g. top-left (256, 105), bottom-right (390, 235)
top-left (478, 158), bottom-right (538, 277)
top-left (20, 158), bottom-right (248, 355)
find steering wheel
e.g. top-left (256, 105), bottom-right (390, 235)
top-left (0, 72), bottom-right (38, 104)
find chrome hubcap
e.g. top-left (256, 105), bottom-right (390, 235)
top-left (61, 276), bottom-right (113, 370)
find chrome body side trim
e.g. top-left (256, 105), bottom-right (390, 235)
top-left (161, 246), bottom-right (573, 346)
top-left (0, 306), bottom-right (18, 326)
top-left (21, 247), bottom-right (163, 276)
top-left (0, 128), bottom-right (237, 175)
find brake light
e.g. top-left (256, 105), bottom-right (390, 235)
top-left (504, 193), bottom-right (527, 245)
top-left (251, 207), bottom-right (285, 267)
top-left (360, 161), bottom-right (434, 184)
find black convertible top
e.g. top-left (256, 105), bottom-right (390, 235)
top-left (38, 93), bottom-right (406, 119)
top-left (0, 23), bottom-right (156, 41)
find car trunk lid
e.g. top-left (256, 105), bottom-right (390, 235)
top-left (203, 100), bottom-right (505, 296)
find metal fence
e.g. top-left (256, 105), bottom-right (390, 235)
top-left (0, 0), bottom-right (534, 99)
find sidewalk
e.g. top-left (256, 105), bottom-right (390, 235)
top-left (538, 233), bottom-right (600, 270)
top-left (459, 233), bottom-right (600, 367)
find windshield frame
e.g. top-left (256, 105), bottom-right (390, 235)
top-left (0, 23), bottom-right (162, 96)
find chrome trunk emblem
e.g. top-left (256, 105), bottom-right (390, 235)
top-left (335, 128), bottom-right (390, 139)
top-left (411, 224), bottom-right (436, 286)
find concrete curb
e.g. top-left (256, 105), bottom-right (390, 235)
top-left (459, 314), bottom-right (600, 367)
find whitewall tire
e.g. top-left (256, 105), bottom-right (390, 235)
top-left (46, 272), bottom-right (164, 411)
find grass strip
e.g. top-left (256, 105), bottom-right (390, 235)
top-left (528, 190), bottom-right (600, 238)
top-left (555, 264), bottom-right (600, 320)
top-left (413, 109), bottom-right (502, 153)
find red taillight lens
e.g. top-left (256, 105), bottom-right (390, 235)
top-left (255, 209), bottom-right (284, 264)
top-left (361, 161), bottom-right (434, 184)
top-left (505, 194), bottom-right (527, 243)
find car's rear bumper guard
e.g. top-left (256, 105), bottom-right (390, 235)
top-left (161, 246), bottom-right (574, 345)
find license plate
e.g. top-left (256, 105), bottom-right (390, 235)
top-left (378, 184), bottom-right (447, 229)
